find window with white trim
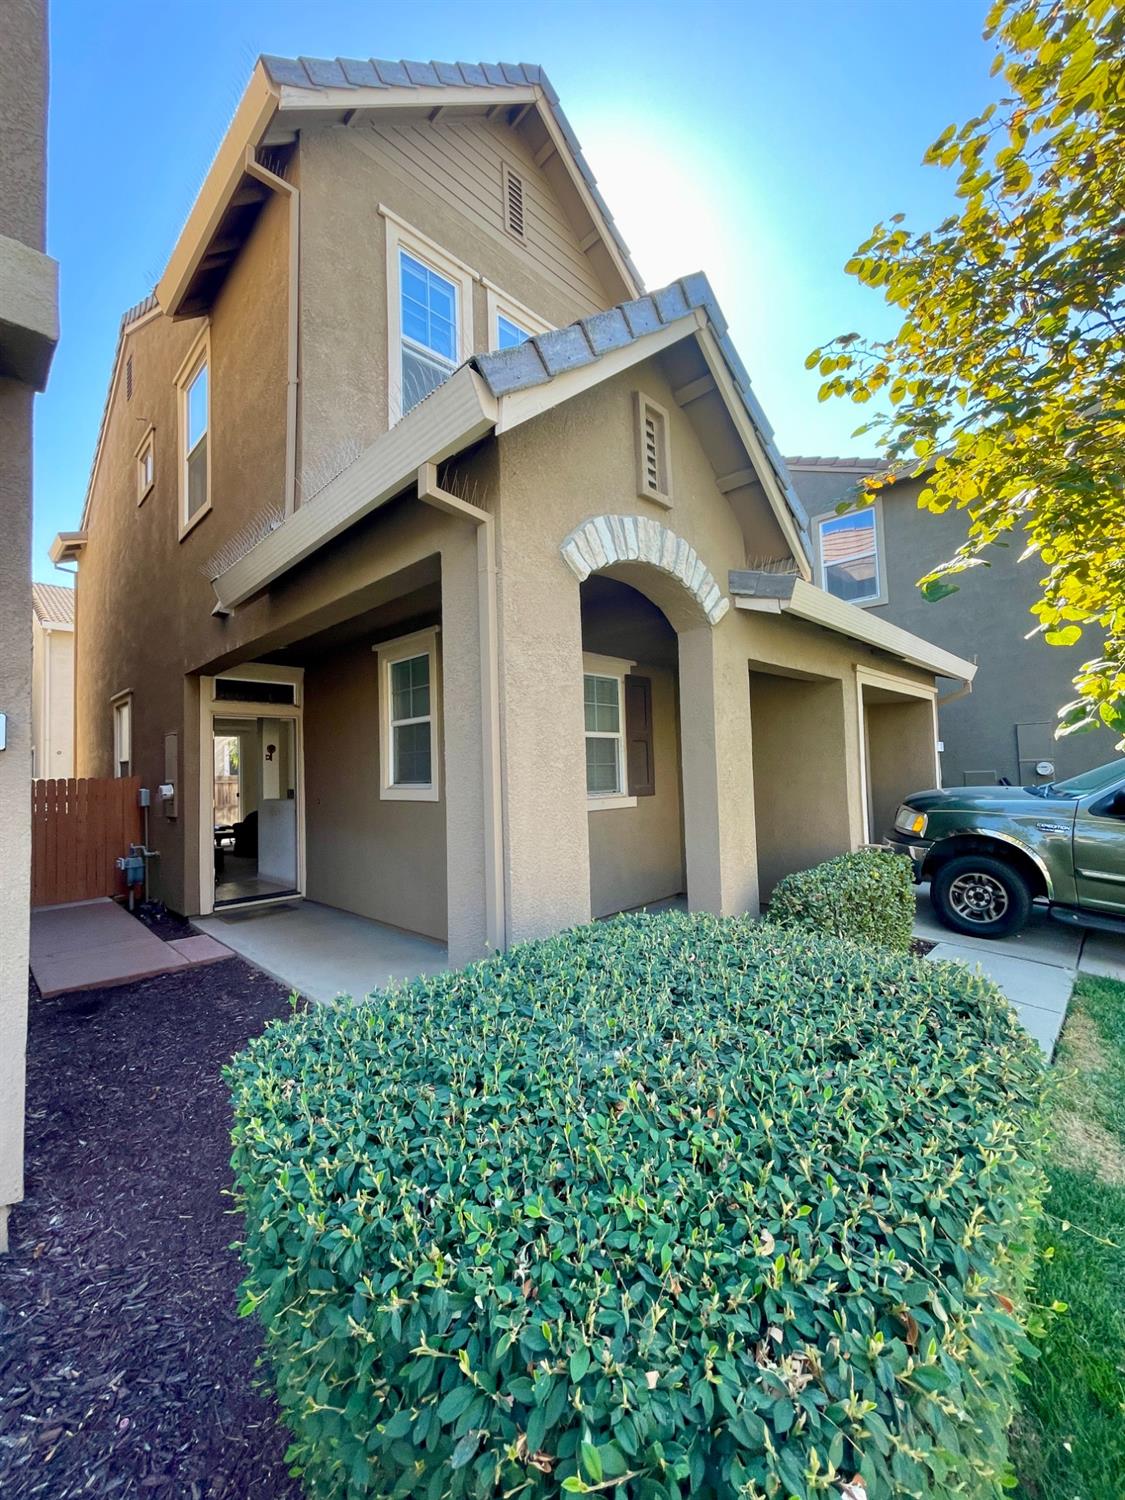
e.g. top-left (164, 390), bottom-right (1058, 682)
top-left (176, 332), bottom-right (210, 533)
top-left (112, 694), bottom-right (132, 778)
top-left (583, 654), bottom-right (637, 809)
top-left (136, 429), bottom-right (154, 504)
top-left (496, 313), bottom-right (530, 350)
top-left (486, 286), bottom-right (552, 353)
top-left (376, 629), bottom-right (441, 801)
top-left (399, 248), bottom-right (458, 415)
top-left (817, 506), bottom-right (881, 605)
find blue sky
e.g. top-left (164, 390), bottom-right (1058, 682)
top-left (37, 0), bottom-right (996, 582)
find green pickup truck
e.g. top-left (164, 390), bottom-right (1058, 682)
top-left (885, 758), bottom-right (1125, 939)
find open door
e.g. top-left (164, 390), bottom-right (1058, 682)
top-left (211, 714), bottom-right (300, 906)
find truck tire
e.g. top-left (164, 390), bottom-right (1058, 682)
top-left (931, 854), bottom-right (1032, 939)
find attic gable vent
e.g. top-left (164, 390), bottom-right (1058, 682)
top-left (634, 392), bottom-right (672, 507)
top-left (502, 163), bottom-right (525, 241)
top-left (125, 353), bottom-right (134, 401)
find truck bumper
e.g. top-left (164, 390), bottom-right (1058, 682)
top-left (880, 835), bottom-right (932, 882)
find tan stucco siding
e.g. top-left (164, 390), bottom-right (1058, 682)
top-left (31, 621), bottom-right (74, 778)
top-left (303, 638), bottom-right (447, 943)
top-left (588, 664), bottom-right (684, 917)
top-left (294, 119), bottom-right (614, 503)
top-left (0, 379), bottom-right (32, 1220)
top-left (865, 695), bottom-right (937, 841)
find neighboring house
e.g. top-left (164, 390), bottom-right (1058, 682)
top-left (56, 54), bottom-right (972, 967)
top-left (789, 457), bottom-right (1116, 797)
top-left (31, 582), bottom-right (75, 779)
top-left (0, 0), bottom-right (58, 1250)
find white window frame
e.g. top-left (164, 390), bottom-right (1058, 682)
top-left (382, 208), bottom-right (474, 427)
top-left (814, 501), bottom-right (886, 608)
top-left (135, 425), bottom-right (155, 505)
top-left (484, 284), bottom-right (552, 352)
top-left (375, 627), bottom-right (441, 802)
top-left (174, 326), bottom-right (211, 538)
top-left (583, 652), bottom-right (637, 812)
top-left (112, 691), bottom-right (133, 778)
top-left (634, 391), bottom-right (673, 508)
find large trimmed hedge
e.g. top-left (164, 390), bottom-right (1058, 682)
top-left (227, 912), bottom-right (1045, 1500)
top-left (767, 849), bottom-right (917, 952)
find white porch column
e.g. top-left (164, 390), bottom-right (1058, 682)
top-left (678, 623), bottom-right (759, 917)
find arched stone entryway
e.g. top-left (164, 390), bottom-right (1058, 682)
top-left (560, 515), bottom-right (729, 625)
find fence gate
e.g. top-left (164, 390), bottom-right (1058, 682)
top-left (31, 777), bottom-right (143, 907)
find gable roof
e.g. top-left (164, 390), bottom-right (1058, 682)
top-left (260, 55), bottom-right (642, 295)
top-left (212, 272), bottom-right (811, 611)
top-left (158, 54), bottom-right (641, 320)
top-left (32, 582), bottom-right (75, 627)
top-left (77, 291), bottom-right (160, 531)
top-left (471, 272), bottom-right (811, 551)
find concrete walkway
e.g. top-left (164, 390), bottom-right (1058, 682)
top-left (195, 900), bottom-right (448, 1005)
top-left (30, 899), bottom-right (234, 998)
top-left (914, 885), bottom-right (1125, 1054)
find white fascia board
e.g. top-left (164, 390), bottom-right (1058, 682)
top-left (277, 82), bottom-right (537, 113)
top-left (495, 313), bottom-right (703, 434)
top-left (213, 366), bottom-right (497, 611)
top-left (734, 576), bottom-right (977, 681)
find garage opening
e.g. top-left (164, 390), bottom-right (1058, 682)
top-left (748, 669), bottom-right (851, 902)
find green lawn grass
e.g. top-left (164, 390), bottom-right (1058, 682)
top-left (1012, 975), bottom-right (1125, 1499)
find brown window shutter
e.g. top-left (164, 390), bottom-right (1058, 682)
top-left (625, 675), bottom-right (655, 796)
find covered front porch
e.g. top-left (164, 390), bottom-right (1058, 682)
top-left (195, 899), bottom-right (446, 1005)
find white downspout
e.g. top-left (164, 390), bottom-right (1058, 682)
top-left (244, 149), bottom-right (299, 516)
top-left (416, 462), bottom-right (506, 953)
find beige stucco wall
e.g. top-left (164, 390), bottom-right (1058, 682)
top-left (31, 622), bottom-right (74, 778)
top-left (749, 671), bottom-right (853, 899)
top-left (303, 636), bottom-right (447, 943)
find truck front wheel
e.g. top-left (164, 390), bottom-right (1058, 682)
top-left (931, 855), bottom-right (1032, 939)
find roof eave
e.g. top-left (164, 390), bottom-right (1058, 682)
top-left (49, 531), bottom-right (87, 565)
top-left (729, 571), bottom-right (977, 682)
top-left (156, 63), bottom-right (280, 319)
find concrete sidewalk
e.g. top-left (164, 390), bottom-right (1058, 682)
top-left (915, 885), bottom-right (1125, 1054)
top-left (31, 899), bottom-right (233, 998)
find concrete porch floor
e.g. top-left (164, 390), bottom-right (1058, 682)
top-left (195, 900), bottom-right (448, 1005)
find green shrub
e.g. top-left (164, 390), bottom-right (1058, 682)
top-left (226, 911), bottom-right (1045, 1500)
top-left (767, 848), bottom-right (917, 952)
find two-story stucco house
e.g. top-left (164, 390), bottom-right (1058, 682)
top-left (56, 55), bottom-right (975, 969)
top-left (789, 457), bottom-right (1116, 793)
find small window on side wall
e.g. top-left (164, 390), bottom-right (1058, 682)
top-left (175, 330), bottom-right (210, 536)
top-left (136, 428), bottom-right (154, 504)
top-left (817, 505), bottom-right (882, 605)
top-left (634, 392), bottom-right (672, 507)
top-left (112, 693), bottom-right (132, 778)
top-left (376, 629), bottom-right (441, 801)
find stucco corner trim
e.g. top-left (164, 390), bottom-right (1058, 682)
top-left (560, 515), bottom-right (729, 625)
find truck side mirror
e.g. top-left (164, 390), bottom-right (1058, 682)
top-left (1097, 787), bottom-right (1125, 819)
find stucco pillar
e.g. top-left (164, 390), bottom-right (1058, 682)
top-left (440, 529), bottom-right (492, 967)
top-left (678, 622), bottom-right (759, 916)
top-left (0, 380), bottom-right (32, 1251)
top-left (497, 561), bottom-right (591, 946)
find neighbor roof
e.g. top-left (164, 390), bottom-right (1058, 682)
top-left (32, 582), bottom-right (75, 627)
top-left (260, 55), bottom-right (643, 294)
top-left (471, 272), bottom-right (811, 548)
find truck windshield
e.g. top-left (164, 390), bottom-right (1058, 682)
top-left (1036, 759), bottom-right (1125, 799)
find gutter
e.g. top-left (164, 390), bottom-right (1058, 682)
top-left (243, 149), bottom-right (299, 517)
top-left (416, 462), bottom-right (505, 955)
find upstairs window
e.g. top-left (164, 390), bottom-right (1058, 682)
top-left (486, 287), bottom-right (551, 354)
top-left (817, 506), bottom-right (882, 605)
top-left (400, 249), bottom-right (458, 415)
top-left (136, 428), bottom-right (155, 505)
top-left (175, 330), bottom-right (211, 535)
top-left (496, 314), bottom-right (530, 350)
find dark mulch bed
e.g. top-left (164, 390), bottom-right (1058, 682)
top-left (911, 936), bottom-right (936, 957)
top-left (132, 901), bottom-right (196, 943)
top-left (0, 960), bottom-right (305, 1499)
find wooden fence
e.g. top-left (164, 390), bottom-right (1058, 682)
top-left (31, 777), bottom-right (143, 908)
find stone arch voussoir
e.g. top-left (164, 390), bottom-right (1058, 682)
top-left (560, 515), bottom-right (729, 625)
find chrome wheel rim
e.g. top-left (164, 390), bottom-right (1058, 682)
top-left (948, 871), bottom-right (1009, 925)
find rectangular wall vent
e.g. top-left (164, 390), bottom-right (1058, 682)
top-left (503, 163), bottom-right (525, 241)
top-left (125, 353), bottom-right (134, 401)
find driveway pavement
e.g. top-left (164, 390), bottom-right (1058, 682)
top-left (914, 884), bottom-right (1125, 1054)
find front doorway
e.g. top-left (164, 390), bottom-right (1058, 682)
top-left (200, 667), bottom-right (304, 913)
